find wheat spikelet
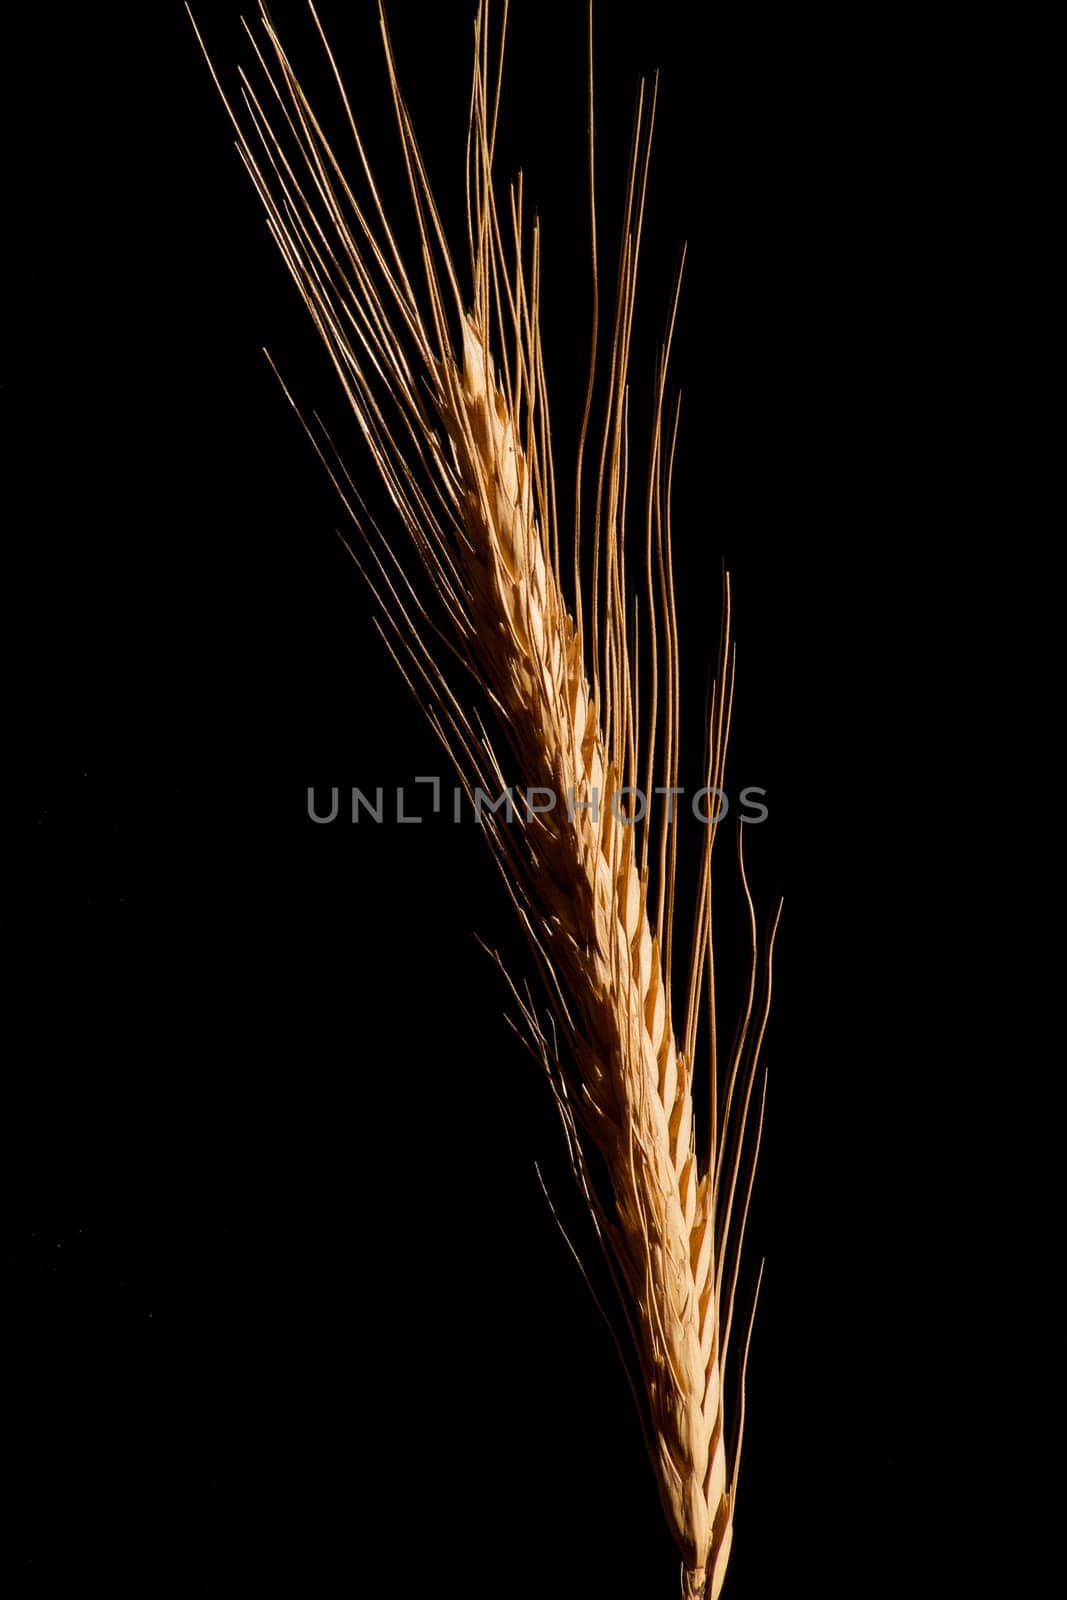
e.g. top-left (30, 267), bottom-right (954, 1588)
top-left (191, 5), bottom-right (779, 1593)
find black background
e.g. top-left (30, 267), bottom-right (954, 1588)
top-left (10, 3), bottom-right (952, 1594)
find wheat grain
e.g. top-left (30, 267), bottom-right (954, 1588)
top-left (190, 5), bottom-right (779, 1593)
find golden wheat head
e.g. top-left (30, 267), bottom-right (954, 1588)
top-left (191, 4), bottom-right (779, 1593)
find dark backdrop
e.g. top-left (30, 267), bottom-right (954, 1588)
top-left (10, 3), bottom-right (942, 1594)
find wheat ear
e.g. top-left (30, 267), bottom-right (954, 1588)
top-left (191, 4), bottom-right (779, 1594)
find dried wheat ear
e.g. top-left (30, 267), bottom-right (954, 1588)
top-left (191, 5), bottom-right (779, 1594)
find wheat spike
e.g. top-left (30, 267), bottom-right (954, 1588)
top-left (190, 4), bottom-right (779, 1593)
